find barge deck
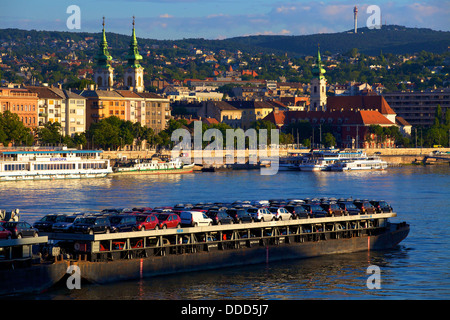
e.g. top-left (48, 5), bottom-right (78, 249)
top-left (37, 212), bottom-right (409, 285)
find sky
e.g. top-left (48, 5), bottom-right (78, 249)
top-left (0, 0), bottom-right (449, 40)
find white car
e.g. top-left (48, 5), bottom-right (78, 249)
top-left (246, 207), bottom-right (274, 222)
top-left (180, 211), bottom-right (213, 227)
top-left (269, 207), bottom-right (293, 221)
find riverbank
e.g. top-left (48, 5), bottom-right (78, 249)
top-left (101, 147), bottom-right (450, 166)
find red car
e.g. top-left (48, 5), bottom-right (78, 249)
top-left (155, 213), bottom-right (181, 229)
top-left (135, 214), bottom-right (159, 231)
top-left (0, 225), bottom-right (12, 239)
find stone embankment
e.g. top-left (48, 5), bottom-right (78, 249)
top-left (101, 147), bottom-right (450, 166)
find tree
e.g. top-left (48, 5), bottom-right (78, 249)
top-left (323, 132), bottom-right (336, 148)
top-left (0, 111), bottom-right (32, 146)
top-left (37, 122), bottom-right (63, 145)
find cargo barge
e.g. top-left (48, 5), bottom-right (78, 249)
top-left (0, 210), bottom-right (408, 296)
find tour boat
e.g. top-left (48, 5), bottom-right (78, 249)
top-left (330, 156), bottom-right (388, 171)
top-left (111, 157), bottom-right (194, 175)
top-left (0, 148), bottom-right (112, 181)
top-left (279, 152), bottom-right (306, 171)
top-left (299, 149), bottom-right (366, 171)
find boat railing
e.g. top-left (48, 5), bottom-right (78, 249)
top-left (41, 213), bottom-right (396, 261)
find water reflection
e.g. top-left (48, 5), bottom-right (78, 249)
top-left (1, 166), bottom-right (449, 299)
top-left (36, 248), bottom-right (413, 300)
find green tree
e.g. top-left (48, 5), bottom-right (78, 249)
top-left (323, 132), bottom-right (336, 148)
top-left (37, 122), bottom-right (63, 145)
top-left (0, 111), bottom-right (32, 146)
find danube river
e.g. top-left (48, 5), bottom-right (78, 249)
top-left (1, 165), bottom-right (449, 300)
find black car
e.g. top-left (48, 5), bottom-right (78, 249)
top-left (284, 205), bottom-right (309, 219)
top-left (226, 208), bottom-right (252, 223)
top-left (2, 221), bottom-right (39, 238)
top-left (33, 214), bottom-right (67, 232)
top-left (301, 203), bottom-right (327, 218)
top-left (337, 199), bottom-right (360, 215)
top-left (207, 211), bottom-right (234, 225)
top-left (71, 216), bottom-right (111, 234)
top-left (108, 215), bottom-right (138, 232)
top-left (369, 200), bottom-right (393, 213)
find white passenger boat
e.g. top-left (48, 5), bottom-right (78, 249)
top-left (330, 156), bottom-right (388, 171)
top-left (0, 148), bottom-right (112, 181)
top-left (299, 149), bottom-right (366, 171)
top-left (279, 152), bottom-right (306, 171)
top-left (111, 157), bottom-right (194, 175)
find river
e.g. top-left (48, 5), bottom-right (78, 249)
top-left (1, 165), bottom-right (449, 300)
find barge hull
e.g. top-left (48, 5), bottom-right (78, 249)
top-left (0, 261), bottom-right (68, 296)
top-left (74, 224), bottom-right (409, 284)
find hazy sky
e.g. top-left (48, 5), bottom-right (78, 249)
top-left (1, 0), bottom-right (449, 39)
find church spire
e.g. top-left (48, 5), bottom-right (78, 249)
top-left (312, 45), bottom-right (326, 80)
top-left (125, 16), bottom-right (143, 68)
top-left (95, 17), bottom-right (113, 68)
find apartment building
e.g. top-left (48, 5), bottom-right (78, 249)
top-left (0, 87), bottom-right (39, 129)
top-left (383, 88), bottom-right (450, 127)
top-left (50, 87), bottom-right (86, 136)
top-left (137, 92), bottom-right (171, 134)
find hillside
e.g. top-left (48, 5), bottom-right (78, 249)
top-left (0, 25), bottom-right (449, 57)
top-left (215, 25), bottom-right (450, 56)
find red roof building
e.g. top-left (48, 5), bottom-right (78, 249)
top-left (263, 108), bottom-right (397, 148)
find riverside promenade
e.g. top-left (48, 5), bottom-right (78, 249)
top-left (101, 147), bottom-right (450, 166)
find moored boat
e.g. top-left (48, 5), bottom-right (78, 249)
top-left (0, 148), bottom-right (112, 181)
top-left (299, 149), bottom-right (366, 171)
top-left (330, 156), bottom-right (388, 171)
top-left (279, 152), bottom-right (306, 171)
top-left (111, 157), bottom-right (194, 175)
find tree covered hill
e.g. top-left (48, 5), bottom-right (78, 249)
top-left (0, 25), bottom-right (449, 57)
top-left (219, 25), bottom-right (450, 56)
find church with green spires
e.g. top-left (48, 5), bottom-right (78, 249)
top-left (124, 16), bottom-right (145, 92)
top-left (310, 47), bottom-right (327, 111)
top-left (93, 17), bottom-right (115, 90)
top-left (93, 17), bottom-right (145, 92)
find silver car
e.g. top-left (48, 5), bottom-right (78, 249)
top-left (269, 207), bottom-right (293, 221)
top-left (246, 207), bottom-right (275, 222)
top-left (52, 215), bottom-right (82, 232)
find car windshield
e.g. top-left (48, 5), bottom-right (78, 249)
top-left (156, 214), bottom-right (169, 221)
top-left (75, 218), bottom-right (96, 224)
top-left (3, 222), bottom-right (17, 228)
top-left (136, 216), bottom-right (147, 222)
top-left (63, 216), bottom-right (77, 223)
top-left (247, 208), bottom-right (258, 213)
top-left (311, 204), bottom-right (323, 210)
top-left (109, 217), bottom-right (124, 224)
top-left (269, 208), bottom-right (278, 213)
top-left (345, 203), bottom-right (357, 209)
top-left (41, 215), bottom-right (58, 222)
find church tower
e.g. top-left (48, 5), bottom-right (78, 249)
top-left (124, 17), bottom-right (144, 92)
top-left (310, 47), bottom-right (327, 111)
top-left (93, 17), bottom-right (114, 90)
